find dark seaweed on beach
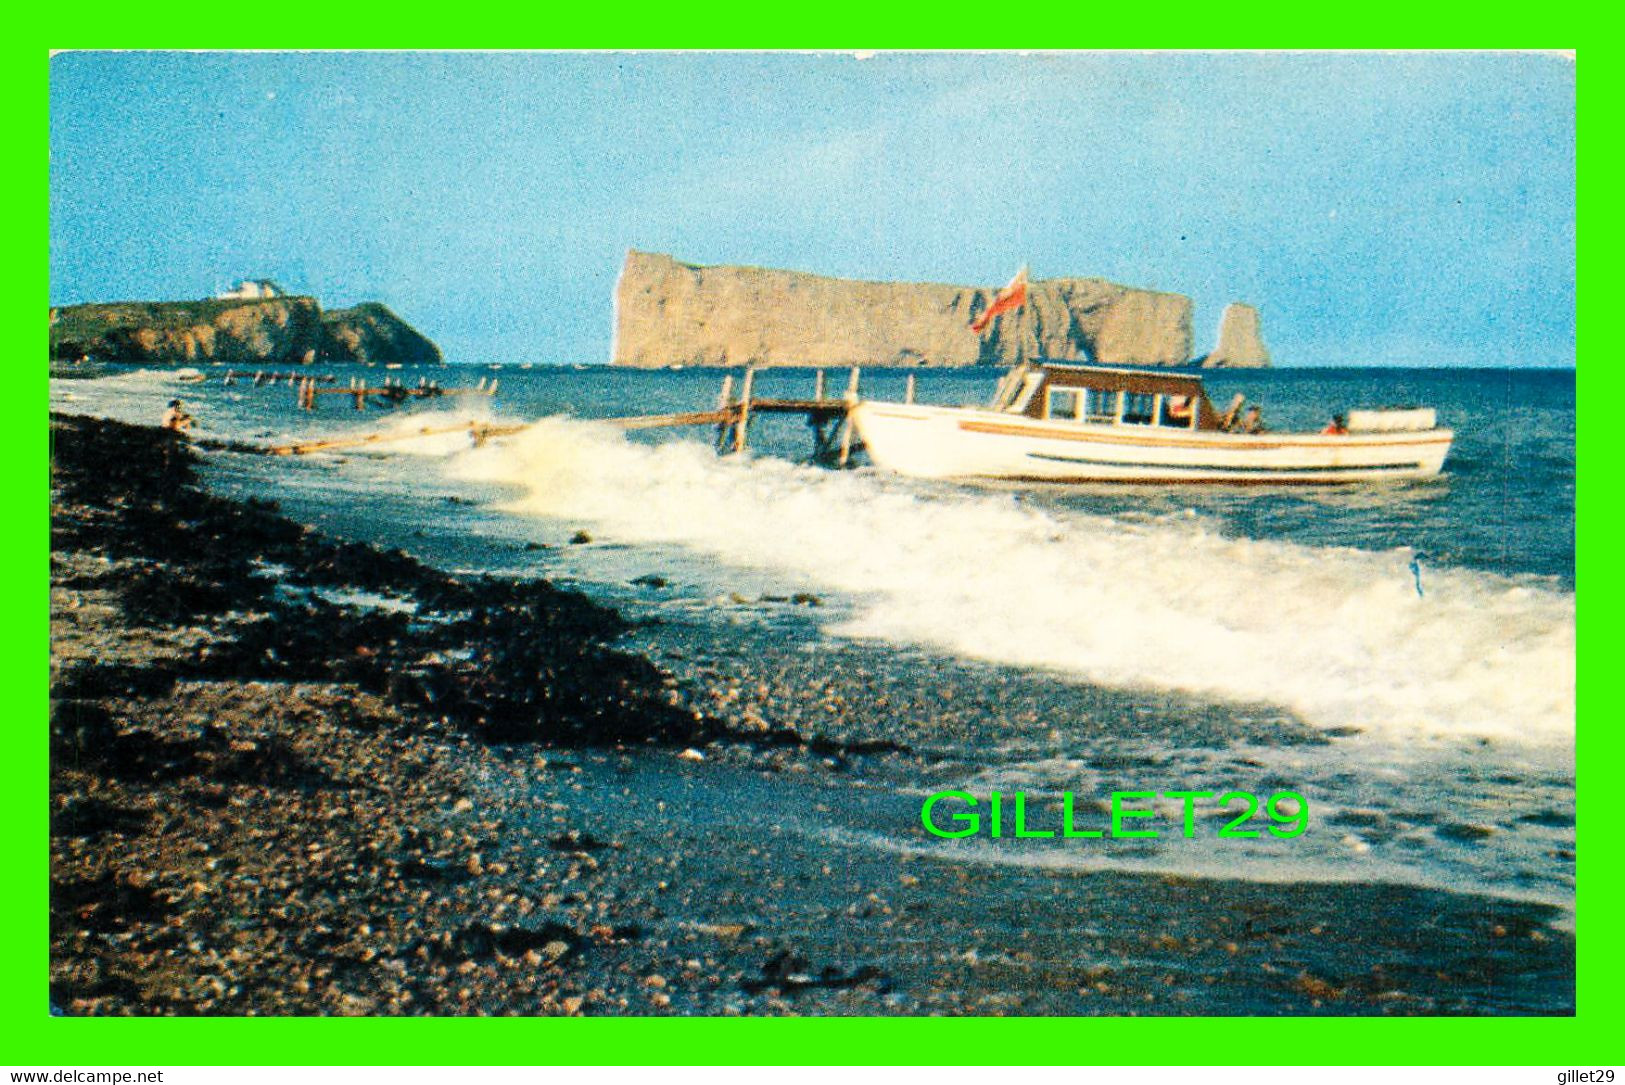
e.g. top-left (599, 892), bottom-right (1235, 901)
top-left (48, 414), bottom-right (707, 1015)
top-left (50, 413), bottom-right (696, 747)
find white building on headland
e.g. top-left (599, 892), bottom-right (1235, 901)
top-left (216, 279), bottom-right (286, 300)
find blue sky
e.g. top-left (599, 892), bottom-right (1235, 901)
top-left (49, 51), bottom-right (1575, 366)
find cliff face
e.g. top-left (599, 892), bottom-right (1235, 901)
top-left (1200, 302), bottom-right (1271, 368)
top-left (50, 298), bottom-right (326, 366)
top-left (320, 303), bottom-right (442, 365)
top-left (50, 297), bottom-right (441, 366)
top-left (612, 251), bottom-right (1193, 368)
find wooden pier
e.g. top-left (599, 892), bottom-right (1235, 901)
top-left (294, 375), bottom-right (500, 411)
top-left (267, 366), bottom-right (874, 465)
top-left (701, 366), bottom-right (870, 465)
top-left (216, 369), bottom-right (500, 411)
top-left (589, 367), bottom-right (871, 464)
top-left (223, 370), bottom-right (337, 386)
top-left (268, 420), bottom-right (529, 456)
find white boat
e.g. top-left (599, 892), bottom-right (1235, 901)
top-left (847, 362), bottom-right (1453, 484)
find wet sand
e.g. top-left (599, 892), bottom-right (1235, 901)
top-left (49, 414), bottom-right (1575, 1015)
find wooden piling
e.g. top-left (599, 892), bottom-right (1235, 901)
top-left (814, 369), bottom-right (826, 402)
top-left (715, 374), bottom-right (736, 451)
top-left (905, 373), bottom-right (917, 404)
top-left (734, 367), bottom-right (756, 453)
top-left (836, 367), bottom-right (862, 466)
top-left (838, 413), bottom-right (856, 467)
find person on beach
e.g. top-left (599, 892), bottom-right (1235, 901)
top-left (1236, 405), bottom-right (1265, 434)
top-left (161, 398), bottom-right (194, 434)
top-left (1321, 413), bottom-right (1349, 436)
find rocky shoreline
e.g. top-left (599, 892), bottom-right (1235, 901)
top-left (50, 414), bottom-right (1576, 1016)
top-left (48, 414), bottom-right (861, 1015)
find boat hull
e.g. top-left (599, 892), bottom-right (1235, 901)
top-left (848, 402), bottom-right (1453, 484)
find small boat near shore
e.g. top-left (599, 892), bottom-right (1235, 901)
top-left (848, 362), bottom-right (1453, 484)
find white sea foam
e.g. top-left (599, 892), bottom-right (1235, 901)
top-left (451, 417), bottom-right (1574, 744)
top-left (815, 826), bottom-right (1575, 919)
top-left (49, 368), bottom-right (193, 420)
top-left (341, 407), bottom-right (505, 456)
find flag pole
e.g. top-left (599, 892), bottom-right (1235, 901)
top-left (1019, 270), bottom-right (1029, 367)
top-left (1019, 264), bottom-right (1031, 367)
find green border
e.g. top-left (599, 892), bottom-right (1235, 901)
top-left (15, 32), bottom-right (1598, 1065)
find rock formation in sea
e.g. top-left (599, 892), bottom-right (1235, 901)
top-left (612, 251), bottom-right (1195, 368)
top-left (1198, 302), bottom-right (1271, 368)
top-left (49, 296), bottom-right (442, 366)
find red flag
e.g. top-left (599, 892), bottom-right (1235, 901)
top-left (970, 267), bottom-right (1029, 333)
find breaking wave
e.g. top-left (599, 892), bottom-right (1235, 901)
top-left (451, 417), bottom-right (1575, 743)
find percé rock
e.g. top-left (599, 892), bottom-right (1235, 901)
top-left (49, 297), bottom-right (441, 366)
top-left (612, 251), bottom-right (1194, 368)
top-left (320, 303), bottom-right (442, 365)
top-left (1199, 302), bottom-right (1271, 368)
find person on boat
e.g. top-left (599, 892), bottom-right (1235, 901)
top-left (1321, 413), bottom-right (1349, 436)
top-left (161, 398), bottom-right (194, 434)
top-left (1236, 405), bottom-right (1265, 434)
top-left (1164, 395), bottom-right (1193, 425)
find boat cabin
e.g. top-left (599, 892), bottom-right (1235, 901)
top-left (989, 363), bottom-right (1227, 431)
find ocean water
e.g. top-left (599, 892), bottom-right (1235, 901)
top-left (50, 363), bottom-right (1577, 918)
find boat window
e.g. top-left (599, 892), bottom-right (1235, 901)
top-left (1160, 394), bottom-right (1195, 427)
top-left (1122, 392), bottom-right (1156, 425)
top-left (1006, 371), bottom-right (1044, 414)
top-left (1046, 388), bottom-right (1082, 421)
top-left (1085, 389), bottom-right (1120, 423)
